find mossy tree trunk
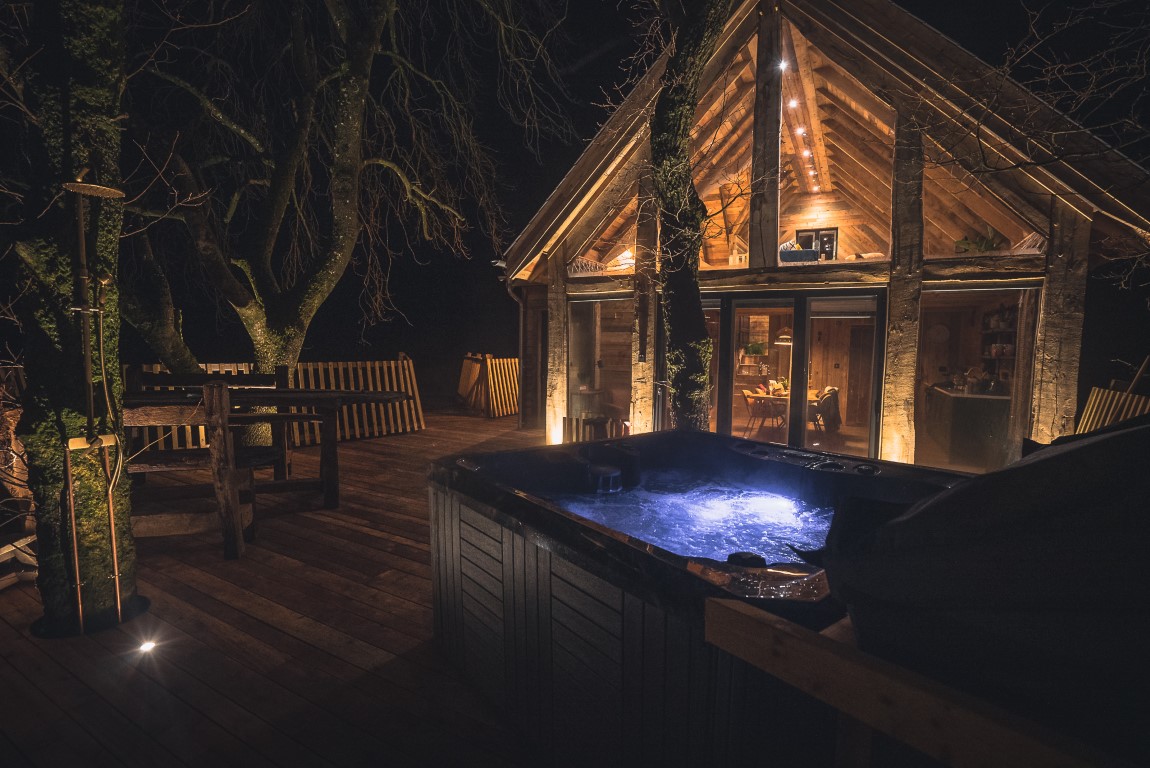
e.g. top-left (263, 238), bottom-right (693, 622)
top-left (13, 0), bottom-right (135, 633)
top-left (650, 0), bottom-right (733, 430)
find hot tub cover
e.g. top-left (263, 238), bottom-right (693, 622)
top-left (817, 414), bottom-right (1150, 761)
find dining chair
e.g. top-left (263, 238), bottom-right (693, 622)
top-left (741, 389), bottom-right (767, 437)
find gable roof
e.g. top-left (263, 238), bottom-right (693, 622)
top-left (505, 0), bottom-right (1150, 282)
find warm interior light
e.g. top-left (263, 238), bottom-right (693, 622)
top-left (813, 185), bottom-right (821, 192)
top-left (139, 641), bottom-right (156, 652)
top-left (787, 99), bottom-right (798, 109)
top-left (796, 127), bottom-right (805, 136)
top-left (608, 249), bottom-right (635, 270)
top-left (808, 170), bottom-right (816, 176)
top-left (802, 149), bottom-right (811, 157)
top-left (774, 328), bottom-right (793, 346)
top-left (779, 61), bottom-right (788, 71)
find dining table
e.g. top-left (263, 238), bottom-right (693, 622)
top-left (745, 388), bottom-right (821, 431)
top-left (124, 386), bottom-right (411, 508)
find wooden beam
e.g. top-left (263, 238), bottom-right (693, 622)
top-left (693, 62), bottom-right (755, 156)
top-left (546, 248), bottom-right (569, 443)
top-left (693, 108), bottom-right (754, 192)
top-left (705, 599), bottom-right (1117, 768)
top-left (922, 253), bottom-right (1045, 281)
top-left (813, 64), bottom-right (894, 128)
top-left (697, 260), bottom-right (891, 289)
top-left (781, 22), bottom-right (833, 190)
top-left (782, 1), bottom-right (1055, 234)
top-left (880, 109), bottom-right (924, 464)
top-left (631, 173), bottom-right (659, 433)
top-left (750, 0), bottom-right (783, 270)
top-left (1030, 201), bottom-right (1091, 443)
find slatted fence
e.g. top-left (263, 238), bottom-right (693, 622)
top-left (1075, 385), bottom-right (1150, 434)
top-left (126, 357), bottom-right (424, 450)
top-left (289, 356), bottom-right (424, 445)
top-left (457, 353), bottom-right (519, 418)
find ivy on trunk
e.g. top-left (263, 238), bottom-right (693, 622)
top-left (650, 0), bottom-right (734, 430)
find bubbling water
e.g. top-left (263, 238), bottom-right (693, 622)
top-left (550, 468), bottom-right (833, 564)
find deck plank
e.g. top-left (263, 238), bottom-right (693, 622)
top-left (0, 413), bottom-right (542, 767)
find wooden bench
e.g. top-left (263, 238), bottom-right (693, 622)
top-left (122, 381), bottom-right (254, 559)
top-left (124, 365), bottom-right (293, 480)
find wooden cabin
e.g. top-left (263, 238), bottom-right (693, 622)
top-left (503, 0), bottom-right (1150, 472)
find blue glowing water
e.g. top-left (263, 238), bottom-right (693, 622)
top-left (549, 469), bottom-right (833, 564)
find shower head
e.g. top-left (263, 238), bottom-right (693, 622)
top-left (63, 166), bottom-right (125, 199)
top-left (62, 181), bottom-right (125, 199)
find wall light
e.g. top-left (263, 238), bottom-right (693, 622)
top-left (788, 99), bottom-right (798, 108)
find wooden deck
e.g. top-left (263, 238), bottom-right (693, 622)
top-left (0, 413), bottom-right (543, 768)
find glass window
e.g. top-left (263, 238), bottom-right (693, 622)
top-left (777, 21), bottom-right (893, 265)
top-left (568, 300), bottom-right (634, 429)
top-left (732, 306), bottom-right (794, 441)
top-left (803, 297), bottom-right (878, 458)
top-left (915, 288), bottom-right (1038, 471)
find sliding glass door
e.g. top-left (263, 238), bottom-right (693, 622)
top-left (802, 297), bottom-right (878, 458)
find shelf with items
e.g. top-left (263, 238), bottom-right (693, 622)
top-left (980, 305), bottom-right (1017, 379)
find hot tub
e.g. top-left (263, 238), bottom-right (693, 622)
top-left (428, 430), bottom-right (962, 766)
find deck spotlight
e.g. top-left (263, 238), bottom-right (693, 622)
top-left (139, 641), bottom-right (157, 652)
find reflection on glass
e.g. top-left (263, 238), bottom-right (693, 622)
top-left (568, 300), bottom-right (634, 430)
top-left (732, 307), bottom-right (794, 441)
top-left (915, 288), bottom-right (1037, 472)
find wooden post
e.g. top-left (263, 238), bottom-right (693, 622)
top-left (631, 174), bottom-right (659, 433)
top-left (879, 108), bottom-right (924, 463)
top-left (1030, 200), bottom-right (1091, 443)
top-left (749, 0), bottom-right (782, 270)
top-left (272, 364), bottom-right (291, 480)
top-left (203, 381), bottom-right (245, 560)
top-left (319, 406), bottom-right (340, 509)
top-left (546, 248), bottom-right (569, 444)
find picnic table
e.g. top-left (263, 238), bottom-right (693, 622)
top-left (124, 386), bottom-right (410, 509)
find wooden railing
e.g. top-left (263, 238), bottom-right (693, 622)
top-left (704, 598), bottom-right (1122, 768)
top-left (127, 357), bottom-right (424, 449)
top-left (457, 353), bottom-right (519, 418)
top-left (561, 415), bottom-right (630, 443)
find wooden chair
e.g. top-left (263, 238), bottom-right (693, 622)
top-left (809, 387), bottom-right (842, 433)
top-left (122, 381), bottom-right (253, 559)
top-left (741, 390), bottom-right (767, 437)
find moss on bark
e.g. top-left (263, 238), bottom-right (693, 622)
top-left (651, 0), bottom-right (733, 430)
top-left (14, 0), bottom-right (135, 634)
